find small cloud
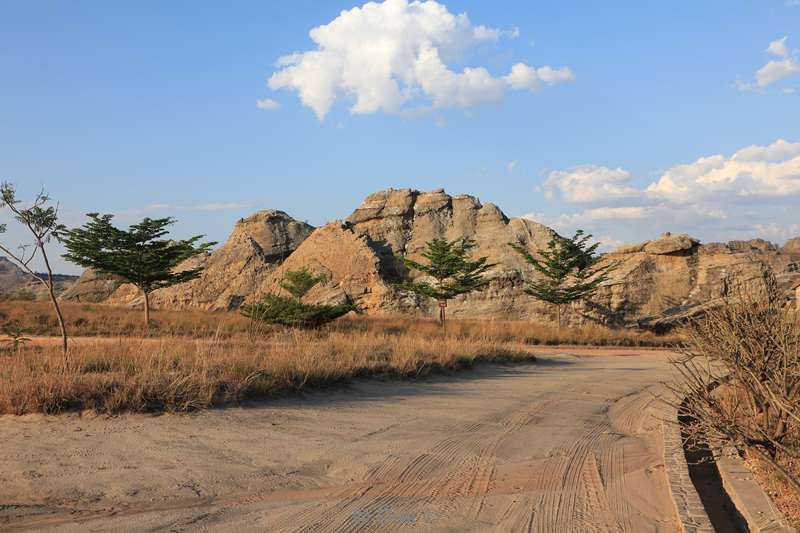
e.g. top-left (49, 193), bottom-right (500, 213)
top-left (256, 98), bottom-right (281, 110)
top-left (768, 36), bottom-right (790, 58)
top-left (507, 160), bottom-right (518, 173)
top-left (738, 36), bottom-right (800, 90)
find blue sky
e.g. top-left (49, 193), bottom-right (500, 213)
top-left (2, 0), bottom-right (800, 274)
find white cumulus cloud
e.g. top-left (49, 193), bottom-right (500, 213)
top-left (536, 139), bottom-right (800, 247)
top-left (267, 0), bottom-right (573, 119)
top-left (543, 165), bottom-right (639, 203)
top-left (646, 138), bottom-right (800, 201)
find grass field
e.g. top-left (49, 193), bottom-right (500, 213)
top-left (0, 301), bottom-right (681, 415)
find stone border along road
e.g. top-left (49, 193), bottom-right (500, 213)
top-left (660, 397), bottom-right (715, 532)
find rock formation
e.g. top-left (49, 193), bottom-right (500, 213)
top-left (255, 188), bottom-right (557, 317)
top-left (62, 210), bottom-right (314, 310)
top-left (58, 188), bottom-right (800, 329)
top-left (594, 233), bottom-right (800, 330)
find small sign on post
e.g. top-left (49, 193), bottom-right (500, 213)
top-left (438, 300), bottom-right (447, 308)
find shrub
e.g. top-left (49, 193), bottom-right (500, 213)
top-left (672, 268), bottom-right (800, 490)
top-left (242, 293), bottom-right (355, 328)
top-left (242, 268), bottom-right (355, 328)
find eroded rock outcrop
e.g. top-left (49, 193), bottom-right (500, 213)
top-left (63, 210), bottom-right (314, 310)
top-left (593, 233), bottom-right (800, 329)
top-left (59, 188), bottom-right (800, 329)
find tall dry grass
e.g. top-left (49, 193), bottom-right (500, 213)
top-left (0, 300), bottom-right (250, 337)
top-left (0, 327), bottom-right (537, 415)
top-left (0, 300), bottom-right (680, 346)
top-left (0, 301), bottom-right (680, 415)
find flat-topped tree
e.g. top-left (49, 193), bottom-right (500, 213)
top-left (0, 182), bottom-right (69, 353)
top-left (509, 230), bottom-right (616, 329)
top-left (395, 238), bottom-right (494, 329)
top-left (60, 214), bottom-right (215, 326)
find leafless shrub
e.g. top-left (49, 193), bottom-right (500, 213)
top-left (671, 268), bottom-right (800, 490)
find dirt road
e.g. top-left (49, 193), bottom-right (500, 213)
top-left (0, 348), bottom-right (682, 532)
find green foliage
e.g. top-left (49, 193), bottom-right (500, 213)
top-left (241, 293), bottom-right (354, 328)
top-left (59, 214), bottom-right (215, 295)
top-left (395, 238), bottom-right (494, 302)
top-left (279, 267), bottom-right (326, 299)
top-left (509, 230), bottom-right (616, 309)
top-left (241, 268), bottom-right (355, 328)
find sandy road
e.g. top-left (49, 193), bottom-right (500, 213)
top-left (0, 348), bottom-right (682, 532)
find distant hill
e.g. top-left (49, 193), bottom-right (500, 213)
top-left (0, 257), bottom-right (79, 300)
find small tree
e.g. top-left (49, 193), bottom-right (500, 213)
top-left (395, 238), bottom-right (494, 329)
top-left (0, 183), bottom-right (69, 353)
top-left (59, 214), bottom-right (214, 326)
top-left (241, 267), bottom-right (355, 328)
top-left (509, 230), bottom-right (615, 329)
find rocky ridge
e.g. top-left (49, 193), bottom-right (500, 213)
top-left (58, 188), bottom-right (800, 328)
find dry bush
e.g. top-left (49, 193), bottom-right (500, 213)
top-left (0, 327), bottom-right (537, 415)
top-left (671, 269), bottom-right (800, 490)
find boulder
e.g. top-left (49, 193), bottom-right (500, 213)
top-left (642, 232), bottom-right (699, 255)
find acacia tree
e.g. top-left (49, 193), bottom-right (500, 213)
top-left (59, 214), bottom-right (214, 326)
top-left (509, 230), bottom-right (615, 329)
top-left (0, 183), bottom-right (69, 353)
top-left (241, 267), bottom-right (355, 328)
top-left (395, 238), bottom-right (494, 329)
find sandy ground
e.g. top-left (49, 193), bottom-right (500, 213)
top-left (0, 348), bottom-right (682, 532)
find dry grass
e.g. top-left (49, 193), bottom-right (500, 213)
top-left (0, 300), bottom-right (681, 346)
top-left (334, 316), bottom-right (680, 347)
top-left (0, 301), bottom-right (680, 415)
top-left (0, 327), bottom-right (538, 415)
top-left (0, 300), bottom-right (250, 338)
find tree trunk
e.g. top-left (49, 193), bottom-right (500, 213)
top-left (556, 304), bottom-right (562, 334)
top-left (143, 290), bottom-right (151, 327)
top-left (40, 248), bottom-right (68, 354)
